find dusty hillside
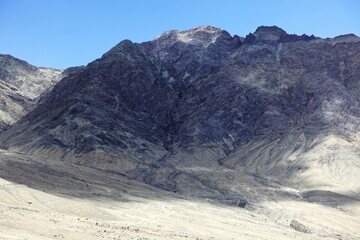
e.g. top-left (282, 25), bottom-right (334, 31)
top-left (0, 150), bottom-right (359, 240)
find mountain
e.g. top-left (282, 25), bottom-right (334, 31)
top-left (0, 26), bottom-right (360, 238)
top-left (0, 54), bottom-right (65, 131)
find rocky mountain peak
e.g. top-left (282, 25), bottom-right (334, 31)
top-left (331, 33), bottom-right (360, 44)
top-left (100, 39), bottom-right (146, 62)
top-left (153, 25), bottom-right (228, 48)
top-left (253, 25), bottom-right (287, 41)
top-left (106, 39), bottom-right (135, 53)
top-left (244, 25), bottom-right (316, 44)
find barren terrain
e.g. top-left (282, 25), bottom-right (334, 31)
top-left (0, 147), bottom-right (359, 240)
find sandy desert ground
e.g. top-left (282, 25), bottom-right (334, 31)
top-left (0, 148), bottom-right (359, 240)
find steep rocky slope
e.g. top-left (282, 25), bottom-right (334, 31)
top-left (0, 54), bottom-right (65, 131)
top-left (1, 25), bottom-right (360, 239)
top-left (1, 26), bottom-right (360, 197)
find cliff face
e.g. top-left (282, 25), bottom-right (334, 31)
top-left (0, 54), bottom-right (64, 131)
top-left (1, 26), bottom-right (360, 196)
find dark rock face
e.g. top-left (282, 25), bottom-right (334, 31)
top-left (245, 26), bottom-right (316, 44)
top-left (279, 33), bottom-right (316, 43)
top-left (1, 26), bottom-right (360, 195)
top-left (254, 25), bottom-right (287, 41)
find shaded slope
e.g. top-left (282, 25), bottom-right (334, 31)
top-left (0, 150), bottom-right (359, 240)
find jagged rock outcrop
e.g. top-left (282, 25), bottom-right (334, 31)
top-left (244, 25), bottom-right (316, 44)
top-left (0, 54), bottom-right (65, 131)
top-left (1, 26), bottom-right (360, 196)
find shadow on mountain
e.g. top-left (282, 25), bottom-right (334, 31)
top-left (0, 151), bottom-right (173, 202)
top-left (301, 190), bottom-right (360, 205)
top-left (1, 149), bottom-right (359, 212)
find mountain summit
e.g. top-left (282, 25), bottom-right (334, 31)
top-left (254, 25), bottom-right (288, 41)
top-left (154, 26), bottom-right (229, 47)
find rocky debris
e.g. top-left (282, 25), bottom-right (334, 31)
top-left (290, 219), bottom-right (311, 233)
top-left (206, 196), bottom-right (248, 208)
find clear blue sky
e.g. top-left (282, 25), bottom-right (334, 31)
top-left (1, 0), bottom-right (359, 69)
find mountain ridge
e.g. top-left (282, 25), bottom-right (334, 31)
top-left (1, 25), bottom-right (359, 193)
top-left (0, 54), bottom-right (66, 131)
top-left (0, 25), bottom-right (360, 239)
